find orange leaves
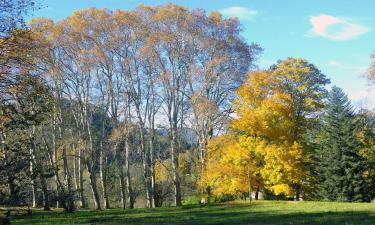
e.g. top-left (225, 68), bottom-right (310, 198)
top-left (190, 94), bottom-right (217, 120)
top-left (153, 4), bottom-right (191, 26)
top-left (208, 11), bottom-right (222, 25)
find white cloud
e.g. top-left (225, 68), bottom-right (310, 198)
top-left (309, 15), bottom-right (369, 41)
top-left (326, 60), bottom-right (367, 74)
top-left (220, 7), bottom-right (258, 21)
top-left (259, 59), bottom-right (276, 68)
top-left (348, 89), bottom-right (375, 110)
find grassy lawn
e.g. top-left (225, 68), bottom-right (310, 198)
top-left (8, 200), bottom-right (375, 225)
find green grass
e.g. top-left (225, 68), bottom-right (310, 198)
top-left (9, 200), bottom-right (375, 225)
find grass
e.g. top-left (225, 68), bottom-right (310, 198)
top-left (8, 200), bottom-right (375, 225)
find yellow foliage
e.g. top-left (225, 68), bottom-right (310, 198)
top-left (199, 134), bottom-right (258, 196)
top-left (155, 160), bottom-right (172, 184)
top-left (203, 58), bottom-right (328, 197)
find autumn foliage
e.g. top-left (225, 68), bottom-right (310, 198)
top-left (200, 58), bottom-right (330, 199)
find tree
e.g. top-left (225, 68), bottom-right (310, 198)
top-left (27, 3), bottom-right (260, 209)
top-left (186, 11), bottom-right (261, 168)
top-left (231, 58), bottom-right (329, 199)
top-left (0, 0), bottom-right (58, 210)
top-left (1, 0), bottom-right (37, 96)
top-left (314, 87), bottom-right (368, 202)
top-left (199, 134), bottom-right (260, 201)
top-left (356, 110), bottom-right (375, 200)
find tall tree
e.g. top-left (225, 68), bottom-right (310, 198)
top-left (186, 11), bottom-right (261, 168)
top-left (232, 58), bottom-right (329, 199)
top-left (314, 87), bottom-right (368, 202)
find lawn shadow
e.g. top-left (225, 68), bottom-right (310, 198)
top-left (11, 203), bottom-right (375, 225)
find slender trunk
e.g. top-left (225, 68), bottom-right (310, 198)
top-left (140, 127), bottom-right (152, 208)
top-left (99, 142), bottom-right (106, 208)
top-left (125, 135), bottom-right (134, 209)
top-left (40, 174), bottom-right (50, 211)
top-left (255, 186), bottom-right (259, 200)
top-left (86, 117), bottom-right (101, 210)
top-left (171, 128), bottom-right (182, 206)
top-left (99, 119), bottom-right (109, 208)
top-left (1, 130), bottom-right (16, 204)
top-left (79, 155), bottom-right (86, 208)
top-left (75, 131), bottom-right (85, 208)
top-left (198, 137), bottom-right (206, 168)
top-left (294, 184), bottom-right (301, 201)
top-left (248, 165), bottom-right (252, 204)
top-left (103, 156), bottom-right (110, 209)
top-left (90, 175), bottom-right (97, 209)
top-left (30, 125), bottom-right (36, 208)
top-left (51, 116), bottom-right (59, 208)
top-left (119, 165), bottom-right (127, 209)
top-left (149, 137), bottom-right (155, 208)
top-left (71, 136), bottom-right (78, 191)
top-left (91, 173), bottom-right (101, 210)
top-left (62, 146), bottom-right (75, 211)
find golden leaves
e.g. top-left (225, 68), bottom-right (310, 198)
top-left (205, 58), bottom-right (329, 197)
top-left (155, 159), bottom-right (172, 184)
top-left (199, 134), bottom-right (259, 195)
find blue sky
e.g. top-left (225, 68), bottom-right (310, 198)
top-left (31, 0), bottom-right (375, 108)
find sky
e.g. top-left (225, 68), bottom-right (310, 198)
top-left (30, 0), bottom-right (375, 109)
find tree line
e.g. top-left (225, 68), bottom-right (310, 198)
top-left (1, 1), bottom-right (375, 213)
top-left (200, 59), bottom-right (375, 202)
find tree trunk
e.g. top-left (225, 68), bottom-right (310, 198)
top-left (149, 136), bottom-right (155, 208)
top-left (99, 143), bottom-right (107, 209)
top-left (124, 136), bottom-right (134, 209)
top-left (99, 119), bottom-right (110, 209)
top-left (140, 128), bottom-right (152, 208)
top-left (294, 184), bottom-right (301, 201)
top-left (40, 174), bottom-right (50, 211)
top-left (248, 165), bottom-right (252, 204)
top-left (119, 166), bottom-right (127, 209)
top-left (171, 128), bottom-right (182, 206)
top-left (1, 130), bottom-right (17, 204)
top-left (62, 146), bottom-right (76, 212)
top-left (88, 162), bottom-right (101, 210)
top-left (79, 156), bottom-right (86, 208)
top-left (30, 125), bottom-right (36, 208)
top-left (51, 117), bottom-right (59, 208)
top-left (103, 156), bottom-right (110, 209)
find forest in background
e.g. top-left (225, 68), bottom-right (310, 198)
top-left (1, 0), bottom-right (375, 213)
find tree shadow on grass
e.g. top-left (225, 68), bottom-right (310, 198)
top-left (11, 204), bottom-right (375, 225)
top-left (84, 208), bottom-right (375, 225)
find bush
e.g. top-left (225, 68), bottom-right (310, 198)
top-left (182, 195), bottom-right (202, 205)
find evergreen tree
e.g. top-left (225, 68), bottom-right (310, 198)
top-left (314, 86), bottom-right (368, 202)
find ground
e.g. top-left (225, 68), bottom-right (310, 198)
top-left (8, 200), bottom-right (375, 225)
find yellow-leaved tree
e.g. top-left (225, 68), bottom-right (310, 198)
top-left (199, 134), bottom-right (260, 198)
top-left (200, 58), bottom-right (329, 200)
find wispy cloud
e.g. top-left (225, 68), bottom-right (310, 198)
top-left (259, 59), bottom-right (276, 68)
top-left (220, 7), bottom-right (258, 21)
top-left (308, 15), bottom-right (369, 41)
top-left (348, 89), bottom-right (375, 110)
top-left (326, 60), bottom-right (367, 74)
